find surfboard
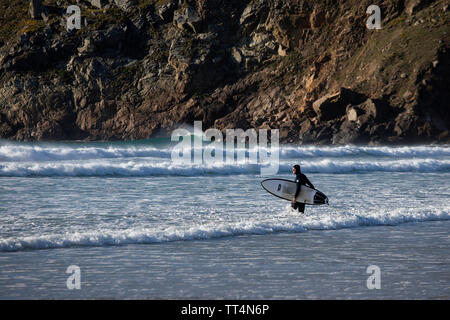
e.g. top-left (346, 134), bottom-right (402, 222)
top-left (261, 178), bottom-right (329, 205)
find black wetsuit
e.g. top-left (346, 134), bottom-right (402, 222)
top-left (292, 173), bottom-right (315, 213)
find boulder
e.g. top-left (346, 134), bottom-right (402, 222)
top-left (173, 6), bottom-right (202, 33)
top-left (313, 92), bottom-right (342, 121)
top-left (346, 99), bottom-right (378, 124)
top-left (312, 88), bottom-right (365, 121)
top-left (332, 118), bottom-right (374, 144)
top-left (346, 107), bottom-right (362, 122)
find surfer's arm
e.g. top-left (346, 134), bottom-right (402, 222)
top-left (294, 182), bottom-right (301, 199)
top-left (305, 176), bottom-right (315, 189)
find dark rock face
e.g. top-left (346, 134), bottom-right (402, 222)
top-left (0, 0), bottom-right (449, 144)
top-left (29, 0), bottom-right (48, 20)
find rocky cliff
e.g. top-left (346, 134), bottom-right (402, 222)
top-left (0, 0), bottom-right (449, 144)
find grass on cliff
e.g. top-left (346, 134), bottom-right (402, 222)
top-left (0, 0), bottom-right (28, 43)
top-left (83, 7), bottom-right (128, 32)
top-left (0, 0), bottom-right (159, 44)
top-left (336, 1), bottom-right (449, 97)
top-left (0, 0), bottom-right (77, 43)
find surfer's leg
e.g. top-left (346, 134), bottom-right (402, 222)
top-left (298, 203), bottom-right (305, 214)
top-left (292, 202), bottom-right (304, 213)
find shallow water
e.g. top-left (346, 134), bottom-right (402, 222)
top-left (0, 141), bottom-right (449, 298)
top-left (0, 221), bottom-right (448, 299)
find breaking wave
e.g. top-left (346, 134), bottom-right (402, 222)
top-left (1, 143), bottom-right (449, 162)
top-left (1, 206), bottom-right (448, 252)
top-left (0, 158), bottom-right (449, 176)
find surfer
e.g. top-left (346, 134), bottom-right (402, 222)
top-left (292, 164), bottom-right (315, 214)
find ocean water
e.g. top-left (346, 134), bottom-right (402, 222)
top-left (0, 140), bottom-right (449, 299)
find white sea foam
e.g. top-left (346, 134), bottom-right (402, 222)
top-left (1, 143), bottom-right (449, 162)
top-left (1, 206), bottom-right (448, 252)
top-left (278, 145), bottom-right (450, 158)
top-left (0, 158), bottom-right (449, 176)
top-left (0, 144), bottom-right (172, 162)
top-left (303, 158), bottom-right (450, 173)
top-left (1, 142), bottom-right (448, 253)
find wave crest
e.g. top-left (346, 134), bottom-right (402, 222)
top-left (1, 143), bottom-right (449, 162)
top-left (1, 158), bottom-right (449, 176)
top-left (1, 207), bottom-right (448, 252)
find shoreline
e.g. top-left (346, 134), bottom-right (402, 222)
top-left (1, 220), bottom-right (449, 299)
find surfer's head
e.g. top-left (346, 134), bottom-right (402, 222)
top-left (293, 164), bottom-right (301, 174)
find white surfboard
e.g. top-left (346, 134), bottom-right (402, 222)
top-left (261, 178), bottom-right (329, 205)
